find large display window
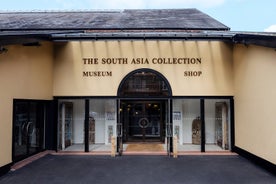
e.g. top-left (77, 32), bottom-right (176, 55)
top-left (89, 99), bottom-right (116, 151)
top-left (58, 100), bottom-right (85, 151)
top-left (57, 99), bottom-right (116, 152)
top-left (173, 99), bottom-right (201, 151)
top-left (205, 99), bottom-right (230, 151)
top-left (173, 98), bottom-right (232, 152)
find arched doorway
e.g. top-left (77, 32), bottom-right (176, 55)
top-left (117, 69), bottom-right (172, 154)
top-left (118, 68), bottom-right (172, 97)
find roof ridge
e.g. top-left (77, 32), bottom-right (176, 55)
top-left (0, 9), bottom-right (123, 14)
top-left (0, 8), bottom-right (198, 14)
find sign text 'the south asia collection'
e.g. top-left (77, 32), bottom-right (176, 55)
top-left (82, 57), bottom-right (203, 77)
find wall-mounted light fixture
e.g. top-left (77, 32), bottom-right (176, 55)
top-left (0, 46), bottom-right (8, 54)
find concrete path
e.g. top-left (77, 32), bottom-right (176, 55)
top-left (0, 154), bottom-right (275, 184)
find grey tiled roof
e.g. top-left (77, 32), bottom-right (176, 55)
top-left (1, 9), bottom-right (276, 49)
top-left (0, 9), bottom-right (229, 31)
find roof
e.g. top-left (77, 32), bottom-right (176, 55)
top-left (0, 9), bottom-right (229, 31)
top-left (0, 9), bottom-right (276, 48)
top-left (232, 32), bottom-right (276, 48)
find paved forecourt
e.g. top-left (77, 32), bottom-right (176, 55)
top-left (0, 154), bottom-right (275, 184)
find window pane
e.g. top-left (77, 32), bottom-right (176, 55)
top-left (58, 100), bottom-right (84, 151)
top-left (89, 99), bottom-right (116, 152)
top-left (13, 101), bottom-right (45, 161)
top-left (173, 99), bottom-right (201, 151)
top-left (120, 71), bottom-right (169, 97)
top-left (205, 99), bottom-right (230, 151)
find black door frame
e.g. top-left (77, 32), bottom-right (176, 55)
top-left (120, 99), bottom-right (167, 143)
top-left (12, 99), bottom-right (49, 162)
top-left (117, 98), bottom-right (172, 154)
top-left (117, 68), bottom-right (173, 155)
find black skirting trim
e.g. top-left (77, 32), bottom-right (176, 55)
top-left (0, 163), bottom-right (12, 177)
top-left (234, 146), bottom-right (276, 175)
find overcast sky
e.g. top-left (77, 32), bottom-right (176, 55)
top-left (1, 0), bottom-right (276, 32)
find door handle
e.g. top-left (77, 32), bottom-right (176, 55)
top-left (26, 122), bottom-right (34, 136)
top-left (22, 122), bottom-right (28, 135)
top-left (138, 118), bottom-right (149, 128)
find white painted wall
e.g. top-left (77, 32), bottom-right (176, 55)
top-left (205, 100), bottom-right (216, 144)
top-left (173, 99), bottom-right (200, 144)
top-left (205, 100), bottom-right (230, 145)
top-left (95, 120), bottom-right (105, 144)
top-left (182, 99), bottom-right (201, 144)
top-left (72, 100), bottom-right (85, 144)
top-left (90, 99), bottom-right (117, 144)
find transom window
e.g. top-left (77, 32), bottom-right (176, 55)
top-left (118, 70), bottom-right (171, 97)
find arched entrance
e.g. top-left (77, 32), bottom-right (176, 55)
top-left (117, 68), bottom-right (172, 154)
top-left (118, 68), bottom-right (172, 97)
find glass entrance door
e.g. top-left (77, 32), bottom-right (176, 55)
top-left (121, 101), bottom-right (165, 143)
top-left (117, 69), bottom-right (173, 154)
top-left (13, 100), bottom-right (45, 162)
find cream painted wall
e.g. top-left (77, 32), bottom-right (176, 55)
top-left (0, 42), bottom-right (53, 167)
top-left (1, 38), bottom-right (275, 168)
top-left (53, 41), bottom-right (234, 96)
top-left (234, 44), bottom-right (276, 164)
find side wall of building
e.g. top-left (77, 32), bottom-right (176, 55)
top-left (0, 42), bottom-right (53, 169)
top-left (234, 44), bottom-right (276, 165)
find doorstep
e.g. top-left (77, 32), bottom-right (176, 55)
top-left (11, 150), bottom-right (56, 171)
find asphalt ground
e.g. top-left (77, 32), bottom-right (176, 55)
top-left (0, 154), bottom-right (275, 184)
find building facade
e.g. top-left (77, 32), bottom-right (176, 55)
top-left (0, 9), bottom-right (275, 174)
